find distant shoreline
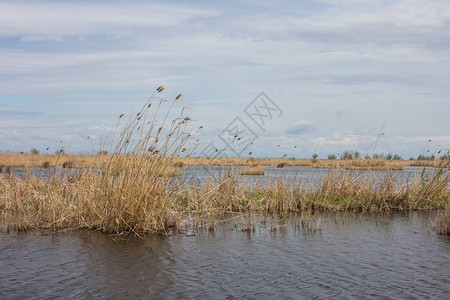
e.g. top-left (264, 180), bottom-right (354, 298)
top-left (0, 152), bottom-right (442, 170)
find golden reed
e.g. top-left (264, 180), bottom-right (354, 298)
top-left (0, 88), bottom-right (448, 235)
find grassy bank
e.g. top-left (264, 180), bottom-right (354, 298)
top-left (0, 153), bottom-right (442, 171)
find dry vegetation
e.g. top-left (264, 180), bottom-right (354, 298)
top-left (175, 156), bottom-right (418, 170)
top-left (1, 162), bottom-right (448, 235)
top-left (435, 204), bottom-right (449, 236)
top-left (0, 154), bottom-right (442, 171)
top-left (0, 152), bottom-right (107, 168)
top-left (240, 166), bottom-right (265, 175)
top-left (0, 88), bottom-right (448, 235)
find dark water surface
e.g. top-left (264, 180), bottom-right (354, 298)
top-left (1, 211), bottom-right (449, 299)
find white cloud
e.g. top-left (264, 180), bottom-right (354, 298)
top-left (0, 1), bottom-right (218, 37)
top-left (0, 0), bottom-right (449, 156)
top-left (313, 135), bottom-right (362, 146)
top-left (286, 121), bottom-right (317, 135)
top-left (400, 135), bottom-right (450, 144)
top-left (20, 35), bottom-right (63, 42)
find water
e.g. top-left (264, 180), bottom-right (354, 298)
top-left (1, 211), bottom-right (449, 299)
top-left (7, 165), bottom-right (438, 189)
top-left (180, 165), bottom-right (436, 187)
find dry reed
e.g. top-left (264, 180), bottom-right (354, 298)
top-left (1, 161), bottom-right (447, 235)
top-left (241, 166), bottom-right (265, 175)
top-left (1, 153), bottom-right (442, 170)
top-left (0, 89), bottom-right (448, 235)
top-left (435, 204), bottom-right (449, 235)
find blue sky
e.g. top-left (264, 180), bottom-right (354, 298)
top-left (0, 0), bottom-right (449, 158)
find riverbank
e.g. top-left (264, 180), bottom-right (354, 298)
top-left (0, 152), bottom-right (441, 171)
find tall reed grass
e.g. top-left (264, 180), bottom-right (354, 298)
top-left (434, 204), bottom-right (449, 235)
top-left (1, 88), bottom-right (192, 234)
top-left (1, 161), bottom-right (448, 235)
top-left (0, 88), bottom-right (448, 235)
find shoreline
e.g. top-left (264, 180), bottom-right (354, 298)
top-left (0, 152), bottom-right (441, 170)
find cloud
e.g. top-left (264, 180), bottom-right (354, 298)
top-left (288, 73), bottom-right (431, 85)
top-left (313, 135), bottom-right (362, 146)
top-left (20, 35), bottom-right (62, 42)
top-left (335, 111), bottom-right (345, 118)
top-left (2, 1), bottom-right (449, 56)
top-left (400, 135), bottom-right (450, 144)
top-left (0, 2), bottom-right (219, 38)
top-left (0, 0), bottom-right (449, 157)
top-left (0, 110), bottom-right (43, 117)
top-left (285, 121), bottom-right (317, 135)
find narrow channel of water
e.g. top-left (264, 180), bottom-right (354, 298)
top-left (7, 165), bottom-right (440, 188)
top-left (1, 211), bottom-right (448, 299)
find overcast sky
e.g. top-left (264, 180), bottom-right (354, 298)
top-left (0, 0), bottom-right (449, 158)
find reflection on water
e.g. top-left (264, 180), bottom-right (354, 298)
top-left (1, 211), bottom-right (449, 299)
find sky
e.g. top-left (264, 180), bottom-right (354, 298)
top-left (0, 0), bottom-right (449, 158)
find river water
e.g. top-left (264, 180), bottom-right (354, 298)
top-left (6, 165), bottom-right (439, 189)
top-left (1, 211), bottom-right (449, 299)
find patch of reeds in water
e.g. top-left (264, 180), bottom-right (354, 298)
top-left (435, 205), bottom-right (449, 236)
top-left (241, 166), bottom-right (265, 175)
top-left (0, 88), bottom-right (449, 236)
top-left (1, 160), bottom-right (448, 235)
top-left (0, 88), bottom-right (191, 235)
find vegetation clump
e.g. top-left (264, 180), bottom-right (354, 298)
top-left (241, 166), bottom-right (265, 175)
top-left (62, 161), bottom-right (75, 168)
top-left (436, 207), bottom-right (449, 235)
top-left (0, 89), bottom-right (448, 236)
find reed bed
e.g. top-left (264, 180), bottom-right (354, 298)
top-left (1, 153), bottom-right (442, 170)
top-left (1, 160), bottom-right (448, 235)
top-left (435, 204), bottom-right (449, 235)
top-left (0, 152), bottom-right (110, 168)
top-left (0, 88), bottom-right (448, 235)
top-left (240, 166), bottom-right (265, 175)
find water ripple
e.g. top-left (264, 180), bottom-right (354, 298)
top-left (0, 211), bottom-right (449, 299)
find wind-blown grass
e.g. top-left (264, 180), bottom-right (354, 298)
top-left (0, 88), bottom-right (449, 235)
top-left (1, 161), bottom-right (448, 234)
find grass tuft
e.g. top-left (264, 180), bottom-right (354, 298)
top-left (241, 166), bottom-right (265, 175)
